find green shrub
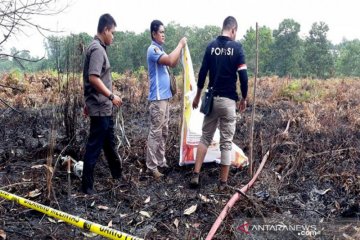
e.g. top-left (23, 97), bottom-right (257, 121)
top-left (279, 80), bottom-right (316, 102)
top-left (111, 72), bottom-right (123, 82)
top-left (134, 66), bottom-right (147, 82)
top-left (7, 69), bottom-right (23, 85)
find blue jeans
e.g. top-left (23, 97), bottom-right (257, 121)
top-left (82, 116), bottom-right (122, 192)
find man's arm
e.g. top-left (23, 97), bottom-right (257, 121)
top-left (158, 37), bottom-right (187, 67)
top-left (192, 87), bottom-right (203, 109)
top-left (87, 47), bottom-right (122, 107)
top-left (89, 75), bottom-right (122, 107)
top-left (237, 64), bottom-right (248, 112)
top-left (193, 49), bottom-right (210, 109)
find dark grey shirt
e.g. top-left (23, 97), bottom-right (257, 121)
top-left (83, 36), bottom-right (113, 116)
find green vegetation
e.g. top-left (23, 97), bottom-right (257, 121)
top-left (0, 20), bottom-right (359, 79)
top-left (111, 72), bottom-right (123, 82)
top-left (7, 69), bottom-right (23, 85)
top-left (279, 80), bottom-right (319, 102)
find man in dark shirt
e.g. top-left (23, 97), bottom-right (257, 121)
top-left (190, 16), bottom-right (248, 190)
top-left (81, 13), bottom-right (122, 195)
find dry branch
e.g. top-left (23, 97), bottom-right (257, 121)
top-left (0, 0), bottom-right (68, 51)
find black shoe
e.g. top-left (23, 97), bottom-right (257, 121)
top-left (113, 172), bottom-right (127, 181)
top-left (218, 181), bottom-right (228, 192)
top-left (111, 168), bottom-right (124, 179)
top-left (81, 186), bottom-right (96, 195)
top-left (190, 173), bottom-right (200, 188)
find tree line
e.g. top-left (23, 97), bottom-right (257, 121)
top-left (1, 19), bottom-right (359, 79)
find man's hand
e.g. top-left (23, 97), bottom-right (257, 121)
top-left (192, 95), bottom-right (200, 109)
top-left (238, 98), bottom-right (246, 112)
top-left (83, 105), bottom-right (89, 117)
top-left (112, 95), bottom-right (122, 107)
top-left (179, 37), bottom-right (187, 48)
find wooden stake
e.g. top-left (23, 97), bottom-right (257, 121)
top-left (249, 22), bottom-right (259, 177)
top-left (67, 157), bottom-right (71, 200)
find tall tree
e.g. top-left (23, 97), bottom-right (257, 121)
top-left (132, 30), bottom-right (151, 73)
top-left (109, 31), bottom-right (137, 73)
top-left (271, 19), bottom-right (303, 77)
top-left (44, 33), bottom-right (91, 73)
top-left (336, 39), bottom-right (360, 76)
top-left (304, 22), bottom-right (334, 79)
top-left (188, 25), bottom-right (220, 73)
top-left (242, 25), bottom-right (273, 76)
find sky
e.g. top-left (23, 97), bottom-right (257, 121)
top-left (2, 0), bottom-right (359, 58)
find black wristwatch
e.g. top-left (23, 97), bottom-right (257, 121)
top-left (108, 93), bottom-right (114, 101)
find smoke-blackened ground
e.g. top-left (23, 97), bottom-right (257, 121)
top-left (0, 73), bottom-right (359, 239)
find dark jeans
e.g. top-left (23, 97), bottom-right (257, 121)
top-left (82, 116), bottom-right (122, 192)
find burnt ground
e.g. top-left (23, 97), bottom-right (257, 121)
top-left (0, 74), bottom-right (359, 239)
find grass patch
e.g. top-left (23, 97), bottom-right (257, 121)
top-left (279, 79), bottom-right (319, 102)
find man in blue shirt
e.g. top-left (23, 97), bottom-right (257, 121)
top-left (146, 20), bottom-right (187, 179)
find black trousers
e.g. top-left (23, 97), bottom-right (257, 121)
top-left (82, 116), bottom-right (122, 191)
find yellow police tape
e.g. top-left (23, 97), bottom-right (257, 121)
top-left (0, 190), bottom-right (143, 240)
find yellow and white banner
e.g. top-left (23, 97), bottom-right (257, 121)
top-left (179, 45), bottom-right (248, 168)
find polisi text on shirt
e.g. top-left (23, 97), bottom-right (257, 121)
top-left (211, 47), bottom-right (234, 56)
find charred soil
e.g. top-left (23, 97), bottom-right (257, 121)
top-left (0, 73), bottom-right (359, 239)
